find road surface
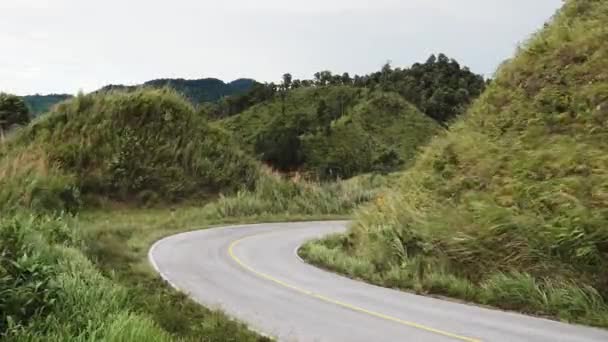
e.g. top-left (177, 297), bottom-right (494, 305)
top-left (149, 221), bottom-right (608, 341)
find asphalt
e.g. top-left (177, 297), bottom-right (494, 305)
top-left (149, 221), bottom-right (608, 342)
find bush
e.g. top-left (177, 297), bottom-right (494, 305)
top-left (0, 216), bottom-right (59, 333)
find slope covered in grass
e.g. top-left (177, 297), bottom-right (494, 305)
top-left (0, 213), bottom-right (269, 341)
top-left (0, 88), bottom-right (259, 212)
top-left (221, 85), bottom-right (440, 178)
top-left (302, 0), bottom-right (608, 327)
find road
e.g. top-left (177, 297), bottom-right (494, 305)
top-left (149, 221), bottom-right (608, 342)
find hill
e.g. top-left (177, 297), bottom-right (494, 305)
top-left (360, 55), bottom-right (487, 124)
top-left (220, 85), bottom-right (441, 179)
top-left (1, 88), bottom-right (259, 212)
top-left (22, 94), bottom-right (73, 116)
top-left (18, 78), bottom-right (256, 117)
top-left (100, 78), bottom-right (256, 104)
top-left (302, 0), bottom-right (608, 327)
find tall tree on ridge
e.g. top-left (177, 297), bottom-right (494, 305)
top-left (0, 93), bottom-right (30, 142)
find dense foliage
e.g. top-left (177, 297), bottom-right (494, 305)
top-left (361, 56), bottom-right (487, 124)
top-left (22, 94), bottom-right (72, 116)
top-left (221, 86), bottom-right (440, 179)
top-left (216, 54), bottom-right (484, 179)
top-left (0, 93), bottom-right (30, 139)
top-left (304, 0), bottom-right (608, 327)
top-left (0, 210), bottom-right (269, 341)
top-left (258, 54), bottom-right (486, 125)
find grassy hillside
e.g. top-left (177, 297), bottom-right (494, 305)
top-left (1, 88), bottom-right (259, 212)
top-left (221, 86), bottom-right (440, 179)
top-left (302, 0), bottom-right (608, 327)
top-left (0, 212), bottom-right (271, 341)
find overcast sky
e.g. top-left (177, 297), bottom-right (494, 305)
top-left (1, 0), bottom-right (563, 95)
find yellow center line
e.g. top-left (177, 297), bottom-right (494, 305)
top-left (228, 235), bottom-right (481, 342)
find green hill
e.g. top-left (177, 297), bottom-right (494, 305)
top-left (302, 0), bottom-right (608, 327)
top-left (353, 55), bottom-right (487, 124)
top-left (221, 85), bottom-right (441, 179)
top-left (1, 88), bottom-right (259, 212)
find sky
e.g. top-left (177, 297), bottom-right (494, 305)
top-left (1, 0), bottom-right (563, 96)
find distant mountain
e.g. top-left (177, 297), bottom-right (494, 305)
top-left (21, 78), bottom-right (257, 116)
top-left (23, 94), bottom-right (73, 117)
top-left (99, 78), bottom-right (257, 105)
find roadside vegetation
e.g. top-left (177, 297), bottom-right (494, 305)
top-left (301, 0), bottom-right (608, 328)
top-left (0, 212), bottom-right (271, 341)
top-left (0, 87), bottom-right (390, 340)
top-left (203, 169), bottom-right (395, 218)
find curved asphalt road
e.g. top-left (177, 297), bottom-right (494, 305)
top-left (149, 221), bottom-right (608, 342)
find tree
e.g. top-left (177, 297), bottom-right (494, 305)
top-left (291, 79), bottom-right (302, 89)
top-left (349, 53), bottom-right (486, 124)
top-left (341, 72), bottom-right (352, 85)
top-left (0, 93), bottom-right (30, 141)
top-left (437, 53), bottom-right (449, 64)
top-left (282, 73), bottom-right (293, 90)
top-left (314, 71), bottom-right (333, 86)
top-left (316, 99), bottom-right (331, 133)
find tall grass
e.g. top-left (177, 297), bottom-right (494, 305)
top-left (0, 213), bottom-right (269, 341)
top-left (202, 168), bottom-right (395, 218)
top-left (301, 236), bottom-right (608, 327)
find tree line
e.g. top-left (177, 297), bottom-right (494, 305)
top-left (208, 53), bottom-right (487, 124)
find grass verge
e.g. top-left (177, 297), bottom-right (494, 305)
top-left (299, 233), bottom-right (608, 328)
